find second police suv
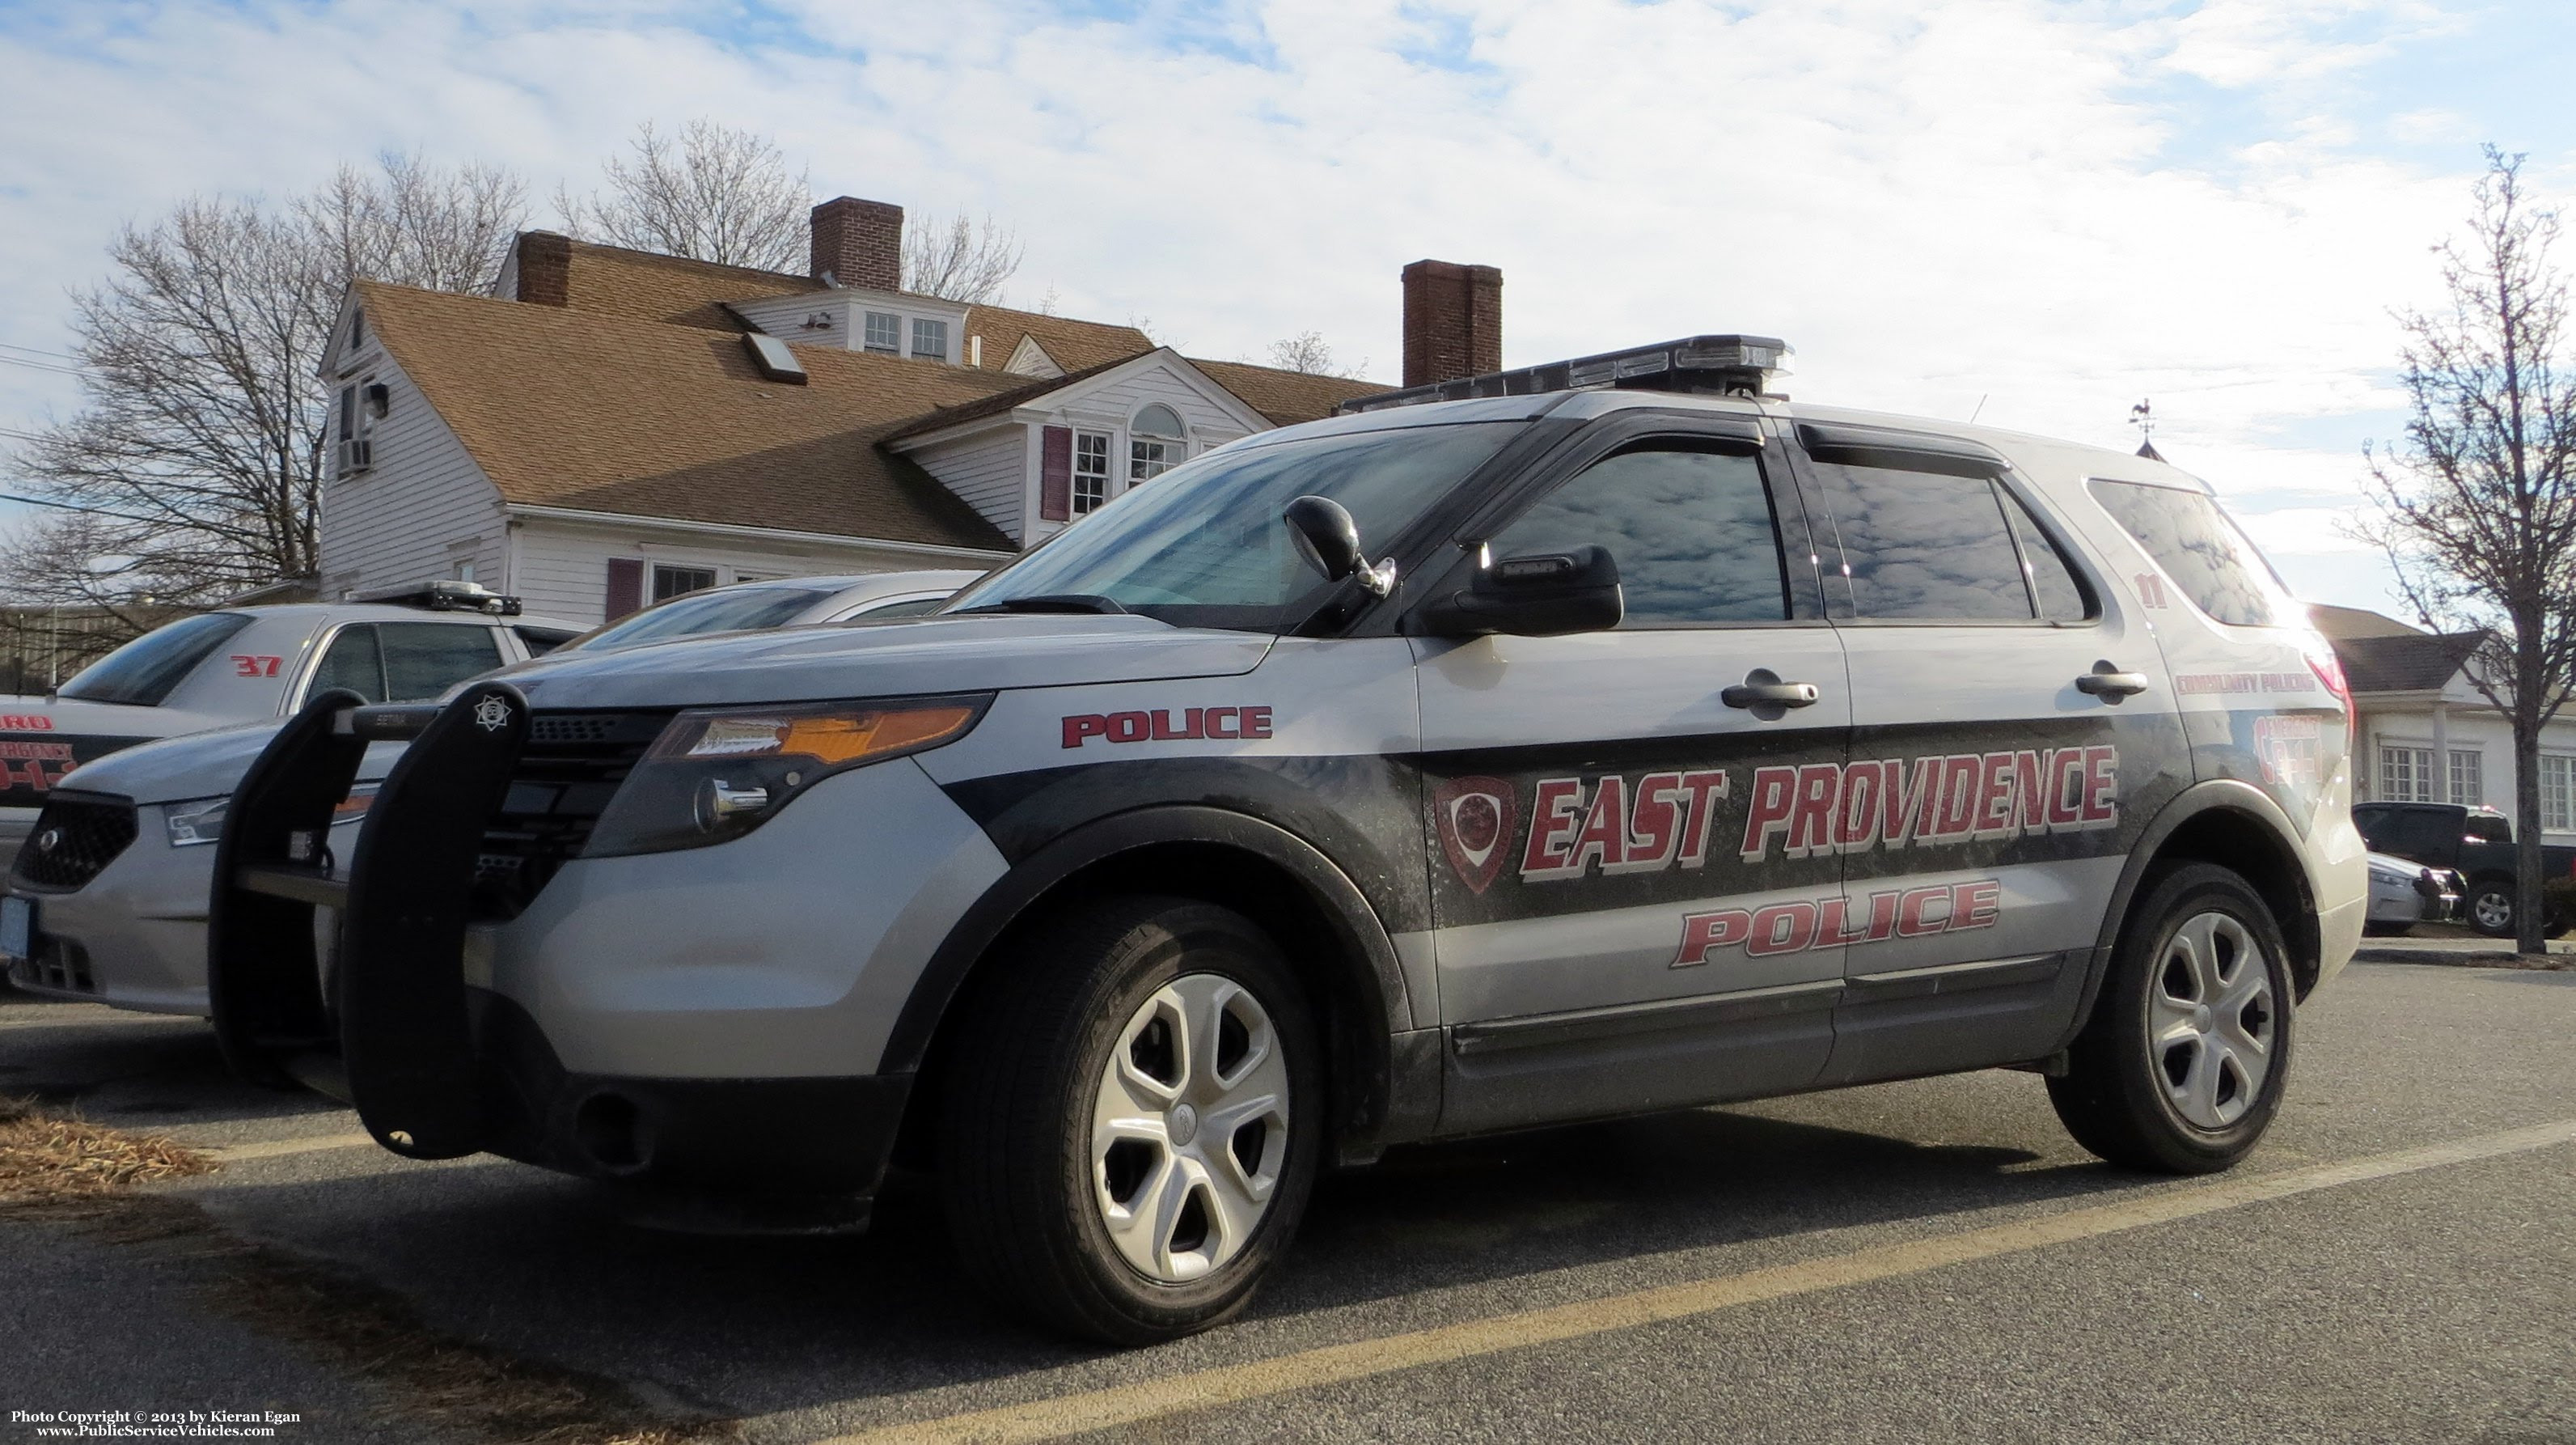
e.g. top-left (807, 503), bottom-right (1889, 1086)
top-left (209, 337), bottom-right (2367, 1344)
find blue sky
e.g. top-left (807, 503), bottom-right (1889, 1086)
top-left (2, 0), bottom-right (2574, 617)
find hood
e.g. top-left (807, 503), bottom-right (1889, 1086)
top-left (2, 694), bottom-right (235, 741)
top-left (494, 612), bottom-right (1275, 710)
top-left (2367, 851), bottom-right (2451, 880)
top-left (53, 718), bottom-right (406, 807)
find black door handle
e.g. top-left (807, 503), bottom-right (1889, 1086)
top-left (1723, 676), bottom-right (1821, 710)
top-left (2075, 667), bottom-right (2151, 697)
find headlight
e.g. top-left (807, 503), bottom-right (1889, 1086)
top-left (163, 783), bottom-right (375, 848)
top-left (583, 695), bottom-right (987, 857)
top-left (2368, 867), bottom-right (2410, 888)
top-left (165, 797), bottom-right (230, 848)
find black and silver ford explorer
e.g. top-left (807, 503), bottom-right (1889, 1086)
top-left (207, 338), bottom-right (2367, 1343)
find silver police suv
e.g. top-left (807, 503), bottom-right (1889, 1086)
top-left (204, 338), bottom-right (2367, 1344)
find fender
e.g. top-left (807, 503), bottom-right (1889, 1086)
top-left (2051, 779), bottom-right (2323, 1052)
top-left (878, 804), bottom-right (1434, 1150)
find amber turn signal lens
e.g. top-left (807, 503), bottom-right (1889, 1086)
top-left (662, 701), bottom-right (981, 767)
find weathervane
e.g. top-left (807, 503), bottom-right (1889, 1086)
top-left (2130, 398), bottom-right (2165, 461)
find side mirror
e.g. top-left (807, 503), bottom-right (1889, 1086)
top-left (1284, 495), bottom-right (1397, 596)
top-left (1419, 545), bottom-right (1624, 638)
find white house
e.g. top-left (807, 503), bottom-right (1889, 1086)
top-left (313, 196), bottom-right (1411, 624)
top-left (2316, 603), bottom-right (2576, 841)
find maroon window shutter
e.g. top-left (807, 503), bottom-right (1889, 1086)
top-left (604, 557), bottom-right (644, 620)
top-left (1038, 425), bottom-right (1072, 523)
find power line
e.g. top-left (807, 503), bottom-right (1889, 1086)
top-left (0, 492), bottom-right (167, 527)
top-left (0, 354), bottom-right (88, 379)
top-left (0, 341), bottom-right (81, 363)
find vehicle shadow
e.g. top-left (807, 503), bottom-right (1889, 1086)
top-left (176, 1087), bottom-right (2152, 1422)
top-left (0, 1011), bottom-right (348, 1128)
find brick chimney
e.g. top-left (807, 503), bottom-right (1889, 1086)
top-left (810, 197), bottom-right (903, 291)
top-left (514, 231), bottom-right (572, 306)
top-left (1402, 259), bottom-right (1503, 388)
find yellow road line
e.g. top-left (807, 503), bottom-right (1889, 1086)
top-left (820, 1117), bottom-right (2576, 1445)
top-left (204, 1133), bottom-right (381, 1163)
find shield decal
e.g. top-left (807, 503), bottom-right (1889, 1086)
top-left (1434, 776), bottom-right (1519, 895)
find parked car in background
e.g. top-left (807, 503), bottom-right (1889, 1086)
top-left (2364, 851), bottom-right (2462, 936)
top-left (2353, 800), bottom-right (2576, 939)
top-left (1, 571), bottom-right (977, 1011)
top-left (0, 583), bottom-right (578, 874)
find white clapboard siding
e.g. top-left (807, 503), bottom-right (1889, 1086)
top-left (909, 426), bottom-right (1030, 541)
top-left (316, 354), bottom-right (509, 600)
top-left (510, 519), bottom-right (995, 626)
top-left (731, 294), bottom-right (851, 350)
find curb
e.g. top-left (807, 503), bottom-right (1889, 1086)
top-left (2354, 947), bottom-right (2576, 971)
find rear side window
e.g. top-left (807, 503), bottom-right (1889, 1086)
top-left (1484, 444), bottom-right (1788, 626)
top-left (376, 623), bottom-right (501, 701)
top-left (2087, 479), bottom-right (2278, 627)
top-left (1809, 462), bottom-right (2034, 621)
top-left (2003, 491), bottom-right (2091, 621)
top-left (56, 612), bottom-right (253, 706)
top-left (309, 625), bottom-right (387, 703)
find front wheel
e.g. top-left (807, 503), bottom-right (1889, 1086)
top-left (2467, 881), bottom-right (2516, 939)
top-left (937, 896), bottom-right (1322, 1344)
top-left (2049, 864), bottom-right (2293, 1173)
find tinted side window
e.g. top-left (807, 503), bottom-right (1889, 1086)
top-left (2003, 491), bottom-right (2091, 621)
top-left (1484, 445), bottom-right (1788, 626)
top-left (55, 612), bottom-right (253, 706)
top-left (2087, 480), bottom-right (2277, 626)
top-left (377, 623), bottom-right (501, 701)
top-left (309, 625), bottom-right (386, 704)
top-left (2352, 806), bottom-right (2396, 851)
top-left (853, 596), bottom-right (947, 618)
top-left (1812, 463), bottom-right (2033, 621)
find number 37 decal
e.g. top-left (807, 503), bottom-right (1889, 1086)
top-left (231, 655), bottom-right (285, 677)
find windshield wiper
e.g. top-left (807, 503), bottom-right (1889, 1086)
top-left (952, 594), bottom-right (1130, 616)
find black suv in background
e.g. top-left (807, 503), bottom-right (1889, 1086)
top-left (2353, 801), bottom-right (2576, 938)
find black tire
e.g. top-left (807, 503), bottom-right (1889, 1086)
top-left (2049, 864), bottom-right (2294, 1174)
top-left (2467, 880), bottom-right (2517, 939)
top-left (936, 896), bottom-right (1323, 1344)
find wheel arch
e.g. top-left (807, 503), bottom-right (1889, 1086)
top-left (885, 805), bottom-right (1426, 1168)
top-left (2068, 782), bottom-right (2326, 1045)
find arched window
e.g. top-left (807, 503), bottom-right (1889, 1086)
top-left (1129, 404), bottom-right (1187, 484)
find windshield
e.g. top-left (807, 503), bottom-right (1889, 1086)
top-left (950, 422), bottom-right (1523, 631)
top-left (554, 584), bottom-right (841, 655)
top-left (57, 612), bottom-right (254, 706)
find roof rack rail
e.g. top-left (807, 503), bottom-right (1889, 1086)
top-left (351, 580), bottom-right (524, 617)
top-left (1340, 334), bottom-right (1792, 414)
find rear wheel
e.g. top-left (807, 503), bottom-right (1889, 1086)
top-left (2049, 864), bottom-right (2292, 1173)
top-left (937, 896), bottom-right (1322, 1344)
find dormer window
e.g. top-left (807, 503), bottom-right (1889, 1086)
top-left (348, 306), bottom-right (366, 351)
top-left (912, 317), bottom-right (951, 362)
top-left (862, 311), bottom-right (901, 354)
top-left (1129, 404), bottom-right (1186, 482)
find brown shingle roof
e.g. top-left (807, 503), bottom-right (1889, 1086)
top-left (1188, 360), bottom-right (1389, 425)
top-left (2334, 630), bottom-right (2487, 694)
top-left (962, 304), bottom-right (1153, 374)
top-left (552, 239), bottom-right (824, 331)
top-left (358, 280), bottom-right (1015, 552)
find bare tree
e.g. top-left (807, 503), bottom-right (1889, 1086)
top-left (0, 153), bottom-right (527, 636)
top-left (556, 120), bottom-right (809, 272)
top-left (2354, 146), bottom-right (2576, 953)
top-left (903, 212), bottom-right (1023, 303)
top-left (1265, 330), bottom-right (1363, 377)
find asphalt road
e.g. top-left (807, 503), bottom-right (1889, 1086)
top-left (2, 959), bottom-right (2570, 1444)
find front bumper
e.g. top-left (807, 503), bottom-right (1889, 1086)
top-left (209, 684), bottom-right (1002, 1203)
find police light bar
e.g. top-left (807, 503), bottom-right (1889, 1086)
top-left (353, 579), bottom-right (525, 617)
top-left (1342, 335), bottom-right (1793, 414)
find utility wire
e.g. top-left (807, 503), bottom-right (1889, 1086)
top-left (0, 354), bottom-right (88, 379)
top-left (0, 341), bottom-right (82, 363)
top-left (0, 491), bottom-right (165, 526)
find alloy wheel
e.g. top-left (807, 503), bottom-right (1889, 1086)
top-left (1089, 973), bottom-right (1291, 1282)
top-left (2147, 910), bottom-right (2277, 1129)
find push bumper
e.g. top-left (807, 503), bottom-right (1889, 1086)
top-left (210, 684), bottom-right (999, 1206)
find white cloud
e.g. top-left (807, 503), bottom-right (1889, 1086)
top-left (0, 0), bottom-right (2534, 616)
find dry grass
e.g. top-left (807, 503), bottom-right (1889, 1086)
top-left (0, 1094), bottom-right (216, 1201)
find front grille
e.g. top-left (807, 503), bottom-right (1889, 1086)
top-left (11, 795), bottom-right (138, 891)
top-left (470, 710), bottom-right (670, 919)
